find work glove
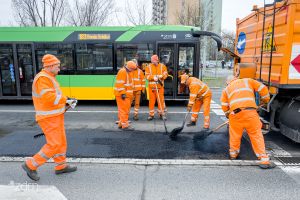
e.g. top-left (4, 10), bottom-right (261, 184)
top-left (225, 112), bottom-right (229, 119)
top-left (66, 97), bottom-right (78, 109)
top-left (158, 75), bottom-right (163, 79)
top-left (187, 104), bottom-right (192, 112)
top-left (142, 89), bottom-right (146, 94)
top-left (154, 76), bottom-right (158, 82)
top-left (121, 94), bottom-right (126, 100)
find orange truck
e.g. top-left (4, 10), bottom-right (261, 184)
top-left (234, 0), bottom-right (300, 143)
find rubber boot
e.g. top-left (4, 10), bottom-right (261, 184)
top-left (55, 165), bottom-right (77, 175)
top-left (147, 116), bottom-right (154, 121)
top-left (186, 121), bottom-right (196, 127)
top-left (259, 161), bottom-right (276, 169)
top-left (22, 163), bottom-right (40, 181)
top-left (122, 126), bottom-right (135, 131)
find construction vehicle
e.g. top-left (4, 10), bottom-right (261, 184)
top-left (232, 0), bottom-right (300, 143)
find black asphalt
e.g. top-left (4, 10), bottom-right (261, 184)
top-left (0, 127), bottom-right (257, 160)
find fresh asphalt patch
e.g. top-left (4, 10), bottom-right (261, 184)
top-left (0, 128), bottom-right (257, 160)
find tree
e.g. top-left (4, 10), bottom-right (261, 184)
top-left (123, 0), bottom-right (152, 25)
top-left (175, 1), bottom-right (202, 26)
top-left (221, 29), bottom-right (236, 61)
top-left (12, 0), bottom-right (68, 27)
top-left (67, 0), bottom-right (115, 26)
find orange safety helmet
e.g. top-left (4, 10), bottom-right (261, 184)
top-left (126, 60), bottom-right (137, 71)
top-left (42, 54), bottom-right (60, 67)
top-left (151, 55), bottom-right (159, 63)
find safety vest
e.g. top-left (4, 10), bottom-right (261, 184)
top-left (145, 63), bottom-right (168, 89)
top-left (220, 78), bottom-right (270, 114)
top-left (32, 70), bottom-right (66, 121)
top-left (114, 67), bottom-right (133, 97)
top-left (133, 68), bottom-right (145, 91)
top-left (187, 77), bottom-right (211, 105)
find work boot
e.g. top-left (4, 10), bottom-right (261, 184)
top-left (147, 116), bottom-right (154, 121)
top-left (55, 165), bottom-right (77, 175)
top-left (122, 126), bottom-right (135, 131)
top-left (186, 121), bottom-right (196, 127)
top-left (133, 115), bottom-right (139, 121)
top-left (229, 154), bottom-right (239, 160)
top-left (159, 115), bottom-right (167, 121)
top-left (259, 161), bottom-right (276, 169)
top-left (22, 163), bottom-right (40, 181)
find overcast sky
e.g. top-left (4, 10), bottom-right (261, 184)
top-left (0, 0), bottom-right (275, 31)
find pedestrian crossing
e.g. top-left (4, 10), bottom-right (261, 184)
top-left (210, 100), bottom-right (225, 116)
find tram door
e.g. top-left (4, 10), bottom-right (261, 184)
top-left (158, 43), bottom-right (176, 99)
top-left (158, 43), bottom-right (196, 99)
top-left (0, 44), bottom-right (17, 96)
top-left (16, 44), bottom-right (34, 96)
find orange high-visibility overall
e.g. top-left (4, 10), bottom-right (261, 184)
top-left (26, 69), bottom-right (68, 171)
top-left (145, 63), bottom-right (168, 117)
top-left (114, 67), bottom-right (134, 128)
top-left (220, 78), bottom-right (270, 164)
top-left (132, 68), bottom-right (145, 117)
top-left (187, 77), bottom-right (212, 128)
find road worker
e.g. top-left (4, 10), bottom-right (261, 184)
top-left (179, 68), bottom-right (190, 94)
top-left (145, 54), bottom-right (168, 120)
top-left (131, 59), bottom-right (145, 121)
top-left (114, 60), bottom-right (137, 130)
top-left (185, 76), bottom-right (212, 130)
top-left (22, 54), bottom-right (77, 181)
top-left (220, 75), bottom-right (274, 169)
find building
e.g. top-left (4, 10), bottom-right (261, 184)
top-left (152, 0), bottom-right (200, 25)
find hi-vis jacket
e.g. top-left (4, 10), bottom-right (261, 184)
top-left (114, 67), bottom-right (134, 98)
top-left (133, 68), bottom-right (145, 91)
top-left (187, 77), bottom-right (210, 105)
top-left (32, 69), bottom-right (67, 122)
top-left (145, 63), bottom-right (168, 89)
top-left (220, 78), bottom-right (270, 115)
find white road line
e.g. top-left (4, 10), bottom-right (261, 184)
top-left (0, 185), bottom-right (67, 200)
top-left (0, 156), bottom-right (263, 166)
top-left (212, 109), bottom-right (225, 116)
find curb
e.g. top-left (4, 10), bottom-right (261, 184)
top-left (0, 156), bottom-right (283, 166)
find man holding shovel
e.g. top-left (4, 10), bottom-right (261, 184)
top-left (185, 77), bottom-right (212, 131)
top-left (145, 55), bottom-right (168, 120)
top-left (220, 75), bottom-right (274, 169)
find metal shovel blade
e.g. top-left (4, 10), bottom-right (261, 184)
top-left (193, 130), bottom-right (213, 140)
top-left (169, 126), bottom-right (184, 139)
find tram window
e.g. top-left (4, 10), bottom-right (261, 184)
top-left (35, 43), bottom-right (74, 72)
top-left (116, 44), bottom-right (154, 70)
top-left (76, 43), bottom-right (113, 73)
top-left (0, 44), bottom-right (17, 96)
top-left (177, 45), bottom-right (195, 95)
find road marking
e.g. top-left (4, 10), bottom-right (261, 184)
top-left (212, 109), bottom-right (225, 115)
top-left (0, 156), bottom-right (265, 166)
top-left (0, 184), bottom-right (67, 200)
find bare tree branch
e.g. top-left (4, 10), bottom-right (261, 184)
top-left (67, 0), bottom-right (115, 26)
top-left (124, 0), bottom-right (152, 25)
top-left (12, 0), bottom-right (68, 27)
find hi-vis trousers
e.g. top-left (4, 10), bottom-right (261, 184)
top-left (148, 86), bottom-right (165, 117)
top-left (26, 114), bottom-right (67, 171)
top-left (116, 96), bottom-right (131, 128)
top-left (229, 109), bottom-right (269, 163)
top-left (191, 90), bottom-right (212, 128)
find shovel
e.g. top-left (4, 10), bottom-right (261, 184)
top-left (169, 111), bottom-right (190, 139)
top-left (193, 121), bottom-right (229, 140)
top-left (154, 82), bottom-right (169, 134)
